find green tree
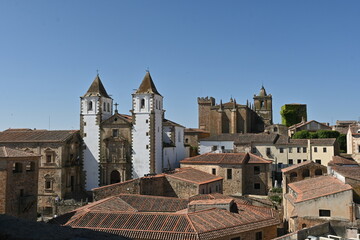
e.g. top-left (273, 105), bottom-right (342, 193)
top-left (292, 130), bottom-right (311, 139)
top-left (337, 134), bottom-right (347, 153)
top-left (316, 130), bottom-right (340, 139)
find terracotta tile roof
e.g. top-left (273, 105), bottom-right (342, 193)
top-left (180, 153), bottom-right (272, 165)
top-left (0, 146), bottom-right (40, 158)
top-left (234, 133), bottom-right (281, 145)
top-left (184, 128), bottom-right (209, 134)
top-left (330, 165), bottom-right (360, 181)
top-left (163, 119), bottom-right (185, 128)
top-left (135, 72), bottom-right (161, 95)
top-left (288, 120), bottom-right (331, 131)
top-left (52, 195), bottom-right (279, 240)
top-left (287, 176), bottom-right (352, 203)
top-left (350, 125), bottom-right (360, 135)
top-left (116, 194), bottom-right (189, 212)
top-left (0, 129), bottom-right (78, 143)
top-left (281, 161), bottom-right (316, 173)
top-left (200, 133), bottom-right (242, 141)
top-left (83, 74), bottom-right (111, 98)
top-left (165, 168), bottom-right (223, 185)
top-left (287, 138), bottom-right (337, 146)
top-left (101, 113), bottom-right (132, 125)
top-left (329, 156), bottom-right (359, 166)
top-left (190, 193), bottom-right (252, 206)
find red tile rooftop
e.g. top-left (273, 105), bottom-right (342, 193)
top-left (287, 175), bottom-right (352, 203)
top-left (165, 167), bottom-right (223, 185)
top-left (0, 129), bottom-right (79, 143)
top-left (181, 152), bottom-right (272, 165)
top-left (329, 156), bottom-right (359, 166)
top-left (0, 146), bottom-right (40, 158)
top-left (51, 194), bottom-right (279, 240)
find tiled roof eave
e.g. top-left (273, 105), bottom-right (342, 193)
top-left (196, 218), bottom-right (280, 240)
top-left (166, 174), bottom-right (223, 185)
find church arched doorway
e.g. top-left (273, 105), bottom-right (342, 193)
top-left (110, 170), bottom-right (121, 184)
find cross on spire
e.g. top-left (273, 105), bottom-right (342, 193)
top-left (114, 102), bottom-right (119, 113)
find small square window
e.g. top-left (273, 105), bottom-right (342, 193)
top-left (297, 159), bottom-right (301, 164)
top-left (212, 168), bottom-right (216, 175)
top-left (315, 159), bottom-right (321, 164)
top-left (314, 147), bottom-right (317, 152)
top-left (280, 148), bottom-right (284, 153)
top-left (297, 147), bottom-right (301, 153)
top-left (256, 231), bottom-right (263, 240)
top-left (146, 145), bottom-right (149, 149)
top-left (254, 166), bottom-right (260, 175)
top-left (303, 147), bottom-right (307, 153)
top-left (13, 162), bottom-right (22, 173)
top-left (303, 159), bottom-right (307, 162)
top-left (252, 147), bottom-right (257, 153)
top-left (254, 183), bottom-right (260, 189)
top-left (323, 147), bottom-right (327, 153)
top-left (319, 209), bottom-right (331, 217)
top-left (289, 147), bottom-right (292, 153)
top-left (288, 159), bottom-right (293, 165)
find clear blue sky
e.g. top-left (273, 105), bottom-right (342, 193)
top-left (1, 0), bottom-right (359, 131)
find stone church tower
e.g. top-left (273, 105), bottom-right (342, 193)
top-left (80, 74), bottom-right (113, 190)
top-left (253, 86), bottom-right (273, 126)
top-left (131, 72), bottom-right (164, 178)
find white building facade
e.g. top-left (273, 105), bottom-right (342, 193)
top-left (80, 75), bottom-right (113, 190)
top-left (131, 72), bottom-right (164, 178)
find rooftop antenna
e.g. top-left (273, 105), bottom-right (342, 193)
top-left (96, 69), bottom-right (99, 76)
top-left (146, 67), bottom-right (150, 72)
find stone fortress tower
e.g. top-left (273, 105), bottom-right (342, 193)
top-left (198, 86), bottom-right (273, 136)
top-left (80, 74), bottom-right (113, 190)
top-left (131, 71), bottom-right (164, 178)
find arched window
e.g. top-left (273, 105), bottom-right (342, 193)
top-left (110, 170), bottom-right (121, 184)
top-left (107, 103), bottom-right (110, 112)
top-left (185, 138), bottom-right (189, 144)
top-left (260, 101), bottom-right (264, 108)
top-left (302, 169), bottom-right (310, 178)
top-left (88, 101), bottom-right (93, 111)
top-left (315, 169), bottom-right (323, 176)
top-left (103, 102), bottom-right (106, 111)
top-left (156, 100), bottom-right (158, 109)
top-left (140, 99), bottom-right (145, 109)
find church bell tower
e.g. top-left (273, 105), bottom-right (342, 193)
top-left (80, 74), bottom-right (113, 190)
top-left (253, 85), bottom-right (273, 126)
top-left (131, 71), bottom-right (164, 178)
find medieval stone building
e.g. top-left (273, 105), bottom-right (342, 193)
top-left (198, 86), bottom-right (272, 136)
top-left (81, 72), bottom-right (186, 191)
top-left (0, 129), bottom-right (82, 216)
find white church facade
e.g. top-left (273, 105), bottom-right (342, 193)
top-left (80, 72), bottom-right (186, 190)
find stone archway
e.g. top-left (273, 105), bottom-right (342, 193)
top-left (110, 170), bottom-right (121, 184)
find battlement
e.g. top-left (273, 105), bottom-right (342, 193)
top-left (197, 96), bottom-right (215, 106)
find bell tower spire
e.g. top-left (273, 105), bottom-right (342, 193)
top-left (80, 74), bottom-right (113, 190)
top-left (131, 72), bottom-right (164, 178)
